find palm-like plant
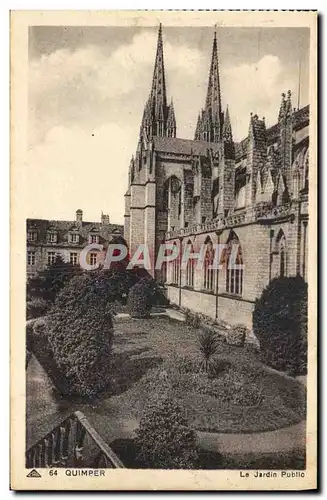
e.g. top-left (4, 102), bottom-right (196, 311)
top-left (198, 330), bottom-right (218, 374)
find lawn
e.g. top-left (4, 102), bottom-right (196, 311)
top-left (99, 315), bottom-right (306, 435)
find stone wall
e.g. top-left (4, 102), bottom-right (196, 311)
top-left (166, 285), bottom-right (254, 328)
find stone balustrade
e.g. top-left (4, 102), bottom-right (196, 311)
top-left (26, 411), bottom-right (124, 469)
top-left (165, 202), bottom-right (298, 240)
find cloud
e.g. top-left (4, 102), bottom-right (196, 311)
top-left (29, 31), bottom-right (204, 143)
top-left (222, 55), bottom-right (297, 140)
top-left (28, 30), bottom-right (206, 222)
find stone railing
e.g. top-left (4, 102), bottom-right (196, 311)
top-left (254, 202), bottom-right (293, 221)
top-left (165, 203), bottom-right (296, 240)
top-left (26, 411), bottom-right (124, 469)
top-left (165, 209), bottom-right (247, 240)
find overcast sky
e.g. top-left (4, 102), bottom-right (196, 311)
top-left (28, 25), bottom-right (309, 224)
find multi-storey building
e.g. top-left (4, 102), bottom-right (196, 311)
top-left (124, 25), bottom-right (309, 328)
top-left (27, 209), bottom-right (123, 276)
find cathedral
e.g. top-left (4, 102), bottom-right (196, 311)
top-left (124, 25), bottom-right (309, 328)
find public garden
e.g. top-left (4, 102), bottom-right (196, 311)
top-left (26, 257), bottom-right (307, 469)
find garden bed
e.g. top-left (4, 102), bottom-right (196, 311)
top-left (103, 316), bottom-right (306, 434)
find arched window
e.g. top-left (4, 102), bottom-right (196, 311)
top-left (304, 154), bottom-right (309, 192)
top-left (162, 261), bottom-right (167, 284)
top-left (186, 240), bottom-right (195, 288)
top-left (280, 238), bottom-right (286, 277)
top-left (225, 232), bottom-right (243, 295)
top-left (278, 232), bottom-right (287, 277)
top-left (172, 242), bottom-right (179, 285)
top-left (293, 172), bottom-right (300, 199)
top-left (203, 237), bottom-right (214, 292)
top-left (273, 230), bottom-right (287, 278)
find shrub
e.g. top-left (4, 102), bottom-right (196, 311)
top-left (26, 297), bottom-right (51, 319)
top-left (201, 323), bottom-right (226, 343)
top-left (127, 278), bottom-right (152, 318)
top-left (198, 330), bottom-right (218, 374)
top-left (26, 317), bottom-right (48, 352)
top-left (184, 309), bottom-right (201, 328)
top-left (27, 255), bottom-right (82, 304)
top-left (253, 275), bottom-right (308, 375)
top-left (135, 395), bottom-right (199, 469)
top-left (226, 324), bottom-right (248, 347)
top-left (47, 270), bottom-right (117, 398)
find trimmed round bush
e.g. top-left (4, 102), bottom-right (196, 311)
top-left (226, 324), bottom-right (248, 347)
top-left (127, 278), bottom-right (152, 318)
top-left (253, 275), bottom-right (307, 375)
top-left (135, 395), bottom-right (199, 469)
top-left (47, 270), bottom-right (117, 398)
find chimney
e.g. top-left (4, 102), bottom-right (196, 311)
top-left (101, 212), bottom-right (110, 225)
top-left (76, 209), bottom-right (83, 222)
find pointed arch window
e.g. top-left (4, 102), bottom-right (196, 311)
top-left (274, 230), bottom-right (287, 278)
top-left (279, 234), bottom-right (287, 277)
top-left (186, 240), bottom-right (195, 288)
top-left (172, 242), bottom-right (179, 285)
top-left (225, 232), bottom-right (243, 296)
top-left (293, 172), bottom-right (300, 199)
top-left (203, 237), bottom-right (214, 292)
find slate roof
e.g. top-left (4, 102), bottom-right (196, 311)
top-left (153, 136), bottom-right (220, 156)
top-left (26, 218), bottom-right (124, 247)
top-left (153, 105), bottom-right (309, 163)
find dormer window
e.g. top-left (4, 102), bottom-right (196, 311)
top-left (27, 230), bottom-right (37, 242)
top-left (69, 232), bottom-right (79, 244)
top-left (47, 231), bottom-right (57, 243)
top-left (88, 226), bottom-right (100, 245)
top-left (89, 234), bottom-right (99, 244)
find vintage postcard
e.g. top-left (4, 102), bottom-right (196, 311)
top-left (10, 10), bottom-right (317, 491)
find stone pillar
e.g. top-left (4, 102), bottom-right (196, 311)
top-left (130, 184), bottom-right (145, 257)
top-left (144, 181), bottom-right (156, 276)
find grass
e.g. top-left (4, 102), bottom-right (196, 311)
top-left (99, 316), bottom-right (306, 435)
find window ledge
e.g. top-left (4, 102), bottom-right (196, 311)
top-left (220, 292), bottom-right (242, 299)
top-left (199, 289), bottom-right (215, 296)
top-left (219, 293), bottom-right (254, 304)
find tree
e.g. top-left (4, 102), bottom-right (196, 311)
top-left (252, 275), bottom-right (308, 375)
top-left (47, 269), bottom-right (118, 398)
top-left (135, 396), bottom-right (199, 468)
top-left (27, 255), bottom-right (82, 304)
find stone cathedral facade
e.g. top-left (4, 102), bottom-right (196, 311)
top-left (124, 25), bottom-right (309, 328)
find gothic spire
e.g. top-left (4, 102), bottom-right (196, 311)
top-left (278, 92), bottom-right (286, 122)
top-left (194, 112), bottom-right (201, 140)
top-left (167, 98), bottom-right (176, 137)
top-left (194, 30), bottom-right (223, 142)
top-left (222, 105), bottom-right (233, 143)
top-left (205, 30), bottom-right (222, 121)
top-left (285, 89), bottom-right (292, 117)
top-left (139, 24), bottom-right (175, 140)
top-left (150, 23), bottom-right (167, 121)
